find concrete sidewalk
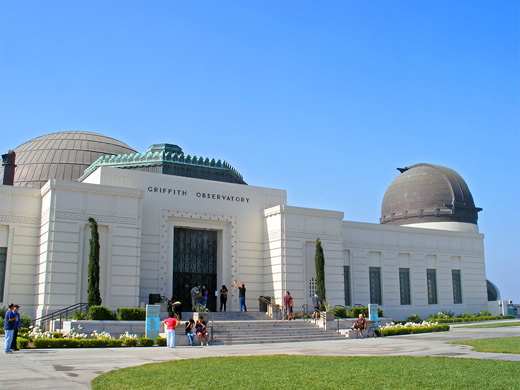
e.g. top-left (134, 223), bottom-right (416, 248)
top-left (1, 323), bottom-right (519, 389)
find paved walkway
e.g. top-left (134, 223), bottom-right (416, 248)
top-left (1, 321), bottom-right (519, 389)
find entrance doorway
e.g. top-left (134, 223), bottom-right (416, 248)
top-left (172, 228), bottom-right (218, 312)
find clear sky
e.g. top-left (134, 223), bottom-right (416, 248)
top-left (1, 1), bottom-right (519, 302)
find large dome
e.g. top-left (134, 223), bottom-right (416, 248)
top-left (381, 163), bottom-right (482, 227)
top-left (1, 131), bottom-right (136, 188)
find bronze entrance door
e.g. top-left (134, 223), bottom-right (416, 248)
top-left (172, 228), bottom-right (218, 312)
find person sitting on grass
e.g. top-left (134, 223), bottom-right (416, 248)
top-left (352, 313), bottom-right (367, 338)
top-left (196, 316), bottom-right (210, 346)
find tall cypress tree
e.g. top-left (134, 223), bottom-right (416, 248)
top-left (88, 217), bottom-right (102, 306)
top-left (315, 238), bottom-right (326, 308)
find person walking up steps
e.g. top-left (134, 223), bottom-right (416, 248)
top-left (233, 281), bottom-right (247, 312)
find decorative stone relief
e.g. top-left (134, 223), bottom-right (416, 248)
top-left (0, 214), bottom-right (40, 225)
top-left (55, 211), bottom-right (137, 225)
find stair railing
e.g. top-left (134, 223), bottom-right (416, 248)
top-left (258, 296), bottom-right (282, 319)
top-left (33, 302), bottom-right (89, 331)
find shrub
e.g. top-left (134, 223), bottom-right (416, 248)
top-left (155, 337), bottom-right (167, 346)
top-left (139, 337), bottom-right (154, 347)
top-left (124, 338), bottom-right (138, 347)
top-left (381, 324), bottom-right (450, 336)
top-left (50, 332), bottom-right (63, 338)
top-left (0, 328), bottom-right (4, 335)
top-left (17, 337), bottom-right (29, 349)
top-left (106, 339), bottom-right (124, 347)
top-left (332, 307), bottom-right (347, 318)
top-left (116, 308), bottom-right (146, 321)
top-left (89, 306), bottom-right (114, 320)
top-left (20, 313), bottom-right (32, 328)
top-left (406, 314), bottom-right (422, 323)
top-left (19, 327), bottom-right (29, 334)
top-left (478, 310), bottom-right (492, 317)
top-left (435, 315), bottom-right (514, 323)
top-left (458, 312), bottom-right (476, 319)
top-left (347, 307), bottom-right (383, 318)
top-left (72, 310), bottom-right (89, 320)
top-left (33, 338), bottom-right (81, 348)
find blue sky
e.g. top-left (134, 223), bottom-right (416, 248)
top-left (1, 1), bottom-right (519, 302)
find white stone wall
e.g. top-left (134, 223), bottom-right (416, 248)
top-left (342, 220), bottom-right (488, 320)
top-left (0, 185), bottom-right (41, 316)
top-left (35, 180), bottom-right (142, 318)
top-left (83, 166), bottom-right (287, 311)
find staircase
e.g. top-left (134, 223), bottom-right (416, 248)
top-left (191, 311), bottom-right (347, 345)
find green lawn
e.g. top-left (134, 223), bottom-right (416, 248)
top-left (91, 355), bottom-right (520, 390)
top-left (450, 336), bottom-right (520, 354)
top-left (457, 322), bottom-right (520, 329)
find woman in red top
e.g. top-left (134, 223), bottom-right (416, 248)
top-left (164, 312), bottom-right (179, 348)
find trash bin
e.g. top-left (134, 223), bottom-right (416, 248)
top-left (259, 296), bottom-right (271, 312)
top-left (149, 293), bottom-right (161, 305)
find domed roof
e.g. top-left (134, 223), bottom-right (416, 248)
top-left (1, 131), bottom-right (136, 188)
top-left (380, 163), bottom-right (482, 226)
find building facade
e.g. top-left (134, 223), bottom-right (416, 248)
top-left (0, 132), bottom-right (489, 320)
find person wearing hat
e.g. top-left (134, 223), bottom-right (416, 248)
top-left (11, 305), bottom-right (21, 351)
top-left (4, 303), bottom-right (17, 353)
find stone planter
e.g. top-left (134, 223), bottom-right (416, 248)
top-left (321, 311), bottom-right (334, 321)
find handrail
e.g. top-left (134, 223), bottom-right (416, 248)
top-left (33, 302), bottom-right (89, 331)
top-left (258, 296), bottom-right (282, 319)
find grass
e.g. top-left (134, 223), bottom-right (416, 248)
top-left (449, 337), bottom-right (520, 354)
top-left (457, 322), bottom-right (520, 329)
top-left (91, 355), bottom-right (520, 390)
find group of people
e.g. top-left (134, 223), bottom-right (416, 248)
top-left (4, 303), bottom-right (21, 354)
top-left (189, 281), bottom-right (247, 313)
top-left (190, 285), bottom-right (210, 311)
top-left (163, 312), bottom-right (210, 348)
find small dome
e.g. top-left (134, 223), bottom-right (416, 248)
top-left (381, 163), bottom-right (482, 226)
top-left (1, 131), bottom-right (136, 188)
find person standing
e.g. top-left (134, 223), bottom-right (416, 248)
top-left (312, 292), bottom-right (321, 319)
top-left (283, 291), bottom-right (292, 321)
top-left (233, 281), bottom-right (247, 312)
top-left (163, 312), bottom-right (179, 348)
top-left (4, 303), bottom-right (17, 353)
top-left (11, 305), bottom-right (21, 351)
top-left (190, 284), bottom-right (200, 311)
top-left (219, 285), bottom-right (228, 312)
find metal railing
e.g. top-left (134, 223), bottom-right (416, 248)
top-left (258, 296), bottom-right (282, 319)
top-left (33, 302), bottom-right (89, 331)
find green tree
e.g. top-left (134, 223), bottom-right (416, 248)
top-left (315, 238), bottom-right (326, 308)
top-left (88, 217), bottom-right (102, 306)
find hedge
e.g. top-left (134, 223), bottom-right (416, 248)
top-left (17, 337), bottom-right (30, 349)
top-left (139, 337), bottom-right (154, 347)
top-left (347, 307), bottom-right (383, 318)
top-left (89, 306), bottom-right (115, 320)
top-left (155, 337), bottom-right (167, 346)
top-left (332, 307), bottom-right (347, 318)
top-left (117, 308), bottom-right (146, 321)
top-left (381, 324), bottom-right (450, 336)
top-left (435, 315), bottom-right (515, 324)
top-left (33, 338), bottom-right (126, 348)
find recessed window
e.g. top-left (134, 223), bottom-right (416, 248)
top-left (452, 270), bottom-right (462, 304)
top-left (427, 269), bottom-right (438, 305)
top-left (399, 268), bottom-right (411, 305)
top-left (369, 267), bottom-right (382, 305)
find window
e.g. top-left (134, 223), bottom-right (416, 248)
top-left (309, 277), bottom-right (317, 298)
top-left (0, 247), bottom-right (6, 302)
top-left (452, 269), bottom-right (462, 304)
top-left (427, 269), bottom-right (438, 304)
top-left (343, 266), bottom-right (351, 306)
top-left (369, 267), bottom-right (382, 305)
top-left (399, 268), bottom-right (411, 305)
